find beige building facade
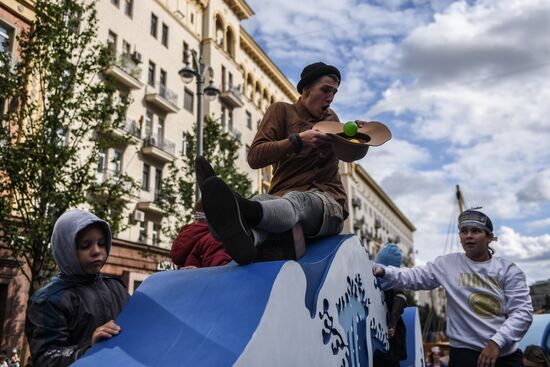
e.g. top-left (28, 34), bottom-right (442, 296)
top-left (340, 162), bottom-right (416, 265)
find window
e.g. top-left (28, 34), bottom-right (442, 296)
top-left (122, 40), bottom-right (131, 55)
top-left (228, 108), bottom-right (233, 131)
top-left (157, 116), bottom-right (164, 141)
top-left (181, 134), bottom-right (187, 156)
top-left (142, 164), bottom-right (150, 191)
top-left (152, 223), bottom-right (161, 246)
top-left (111, 150), bottom-right (122, 177)
top-left (182, 41), bottom-right (189, 63)
top-left (148, 61), bottom-right (156, 86)
top-left (161, 23), bottom-right (169, 47)
top-left (221, 65), bottom-right (226, 90)
top-left (96, 150), bottom-right (106, 182)
top-left (124, 0), bottom-right (133, 17)
top-left (190, 12), bottom-right (194, 24)
top-left (154, 168), bottom-right (162, 202)
top-left (145, 110), bottom-right (153, 137)
top-left (183, 88), bottom-right (193, 112)
top-left (111, 0), bottom-right (120, 7)
top-left (246, 111), bottom-right (252, 130)
top-left (257, 119), bottom-right (261, 129)
top-left (150, 13), bottom-right (158, 38)
top-left (221, 105), bottom-right (226, 129)
top-left (138, 221), bottom-right (146, 243)
top-left (0, 23), bottom-right (14, 54)
top-left (107, 30), bottom-right (117, 55)
top-left (228, 72), bottom-right (233, 88)
top-left (159, 69), bottom-right (167, 88)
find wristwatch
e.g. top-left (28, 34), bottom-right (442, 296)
top-left (288, 133), bottom-right (303, 154)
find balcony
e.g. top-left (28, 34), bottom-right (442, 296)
top-left (219, 85), bottom-right (244, 108)
top-left (105, 53), bottom-right (144, 90)
top-left (141, 134), bottom-right (175, 163)
top-left (108, 118), bottom-right (142, 142)
top-left (136, 201), bottom-right (165, 216)
top-left (228, 127), bottom-right (241, 142)
top-left (145, 83), bottom-right (179, 113)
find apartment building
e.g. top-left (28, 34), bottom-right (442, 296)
top-left (0, 0), bottom-right (35, 354)
top-left (94, 0), bottom-right (300, 292)
top-left (340, 162), bottom-right (416, 265)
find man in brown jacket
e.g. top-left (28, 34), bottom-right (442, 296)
top-left (198, 62), bottom-right (349, 265)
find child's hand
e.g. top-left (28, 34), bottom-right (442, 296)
top-left (372, 265), bottom-right (385, 278)
top-left (92, 320), bottom-right (121, 346)
top-left (183, 265), bottom-right (197, 269)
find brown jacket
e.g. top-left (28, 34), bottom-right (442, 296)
top-left (247, 99), bottom-right (348, 219)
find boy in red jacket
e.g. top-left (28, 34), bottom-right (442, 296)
top-left (171, 200), bottom-right (232, 268)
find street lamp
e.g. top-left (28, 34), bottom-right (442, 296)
top-left (179, 49), bottom-right (220, 199)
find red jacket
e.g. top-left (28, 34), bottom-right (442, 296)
top-left (171, 222), bottom-right (231, 268)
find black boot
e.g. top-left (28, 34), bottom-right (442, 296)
top-left (201, 176), bottom-right (256, 265)
top-left (195, 155), bottom-right (216, 191)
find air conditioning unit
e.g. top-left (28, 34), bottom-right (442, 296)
top-left (131, 50), bottom-right (143, 64)
top-left (351, 197), bottom-right (362, 209)
top-left (133, 210), bottom-right (145, 222)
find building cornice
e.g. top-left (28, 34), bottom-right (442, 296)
top-left (352, 163), bottom-right (416, 232)
top-left (240, 27), bottom-right (299, 102)
top-left (112, 238), bottom-right (171, 257)
top-left (223, 0), bottom-right (254, 20)
top-left (1, 0), bottom-right (35, 22)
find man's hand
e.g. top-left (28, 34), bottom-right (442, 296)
top-left (298, 129), bottom-right (332, 154)
top-left (355, 120), bottom-right (369, 128)
top-left (477, 340), bottom-right (500, 367)
top-left (372, 265), bottom-right (385, 278)
top-left (91, 320), bottom-right (121, 346)
top-left (388, 327), bottom-right (396, 339)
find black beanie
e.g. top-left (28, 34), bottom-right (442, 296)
top-left (297, 62), bottom-right (341, 94)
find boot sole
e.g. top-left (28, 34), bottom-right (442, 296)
top-left (202, 177), bottom-right (256, 265)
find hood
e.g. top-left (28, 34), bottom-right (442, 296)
top-left (51, 209), bottom-right (112, 276)
top-left (375, 243), bottom-right (402, 268)
top-left (171, 222), bottom-right (210, 266)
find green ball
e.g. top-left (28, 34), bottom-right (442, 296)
top-left (343, 121), bottom-right (358, 137)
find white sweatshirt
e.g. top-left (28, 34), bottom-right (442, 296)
top-left (381, 253), bottom-right (533, 356)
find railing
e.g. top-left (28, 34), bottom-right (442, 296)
top-left (158, 84), bottom-right (178, 107)
top-left (114, 53), bottom-right (142, 80)
top-left (228, 127), bottom-right (241, 142)
top-left (143, 134), bottom-right (176, 156)
top-left (120, 118), bottom-right (141, 138)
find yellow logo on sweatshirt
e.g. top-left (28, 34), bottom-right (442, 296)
top-left (468, 292), bottom-right (502, 319)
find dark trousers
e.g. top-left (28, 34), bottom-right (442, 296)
top-left (449, 347), bottom-right (523, 367)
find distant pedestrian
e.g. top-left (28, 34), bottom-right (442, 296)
top-left (373, 243), bottom-right (407, 367)
top-left (374, 209), bottom-right (533, 367)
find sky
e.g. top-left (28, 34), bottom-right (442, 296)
top-left (242, 0), bottom-right (550, 285)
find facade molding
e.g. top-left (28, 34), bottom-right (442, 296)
top-left (352, 163), bottom-right (416, 232)
top-left (239, 27), bottom-right (299, 102)
top-left (223, 0), bottom-right (254, 20)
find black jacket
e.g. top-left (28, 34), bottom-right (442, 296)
top-left (375, 289), bottom-right (408, 365)
top-left (25, 274), bottom-right (129, 367)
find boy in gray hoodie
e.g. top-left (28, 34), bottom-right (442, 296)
top-left (25, 209), bottom-right (130, 367)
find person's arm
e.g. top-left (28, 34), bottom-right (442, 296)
top-left (25, 301), bottom-right (91, 367)
top-left (487, 265), bottom-right (533, 354)
top-left (248, 102), bottom-right (293, 169)
top-left (388, 290), bottom-right (407, 329)
top-left (374, 260), bottom-right (442, 291)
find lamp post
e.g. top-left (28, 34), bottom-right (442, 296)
top-left (179, 49), bottom-right (219, 199)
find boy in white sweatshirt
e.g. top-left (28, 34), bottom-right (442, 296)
top-left (373, 209), bottom-right (533, 367)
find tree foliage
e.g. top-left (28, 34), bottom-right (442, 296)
top-left (157, 116), bottom-right (254, 239)
top-left (0, 0), bottom-right (136, 294)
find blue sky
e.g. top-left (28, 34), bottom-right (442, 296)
top-left (242, 0), bottom-right (550, 284)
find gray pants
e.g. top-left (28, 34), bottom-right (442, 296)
top-left (252, 190), bottom-right (344, 247)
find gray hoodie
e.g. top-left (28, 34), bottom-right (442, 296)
top-left (51, 209), bottom-right (112, 276)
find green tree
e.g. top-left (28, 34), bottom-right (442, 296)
top-left (0, 0), bottom-right (137, 295)
top-left (157, 116), bottom-right (254, 239)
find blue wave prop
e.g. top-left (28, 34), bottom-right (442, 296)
top-left (74, 235), bottom-right (425, 366)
